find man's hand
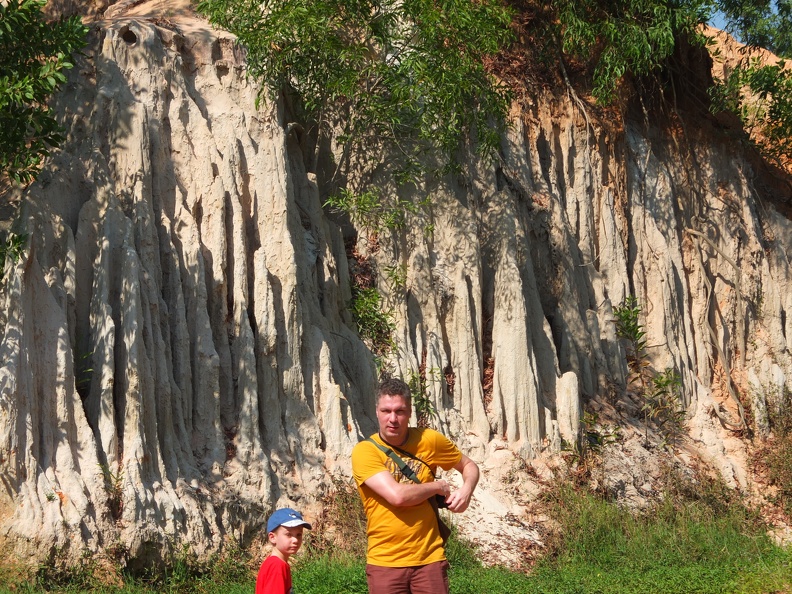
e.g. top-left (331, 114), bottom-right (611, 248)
top-left (443, 485), bottom-right (473, 513)
top-left (443, 454), bottom-right (479, 513)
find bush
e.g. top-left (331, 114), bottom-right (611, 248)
top-left (350, 286), bottom-right (394, 357)
top-left (305, 478), bottom-right (368, 561)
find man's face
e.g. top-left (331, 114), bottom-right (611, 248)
top-left (376, 394), bottom-right (411, 445)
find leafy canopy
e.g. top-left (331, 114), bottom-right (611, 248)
top-left (0, 0), bottom-right (87, 185)
top-left (718, 0), bottom-right (792, 57)
top-left (197, 0), bottom-right (515, 175)
top-left (550, 0), bottom-right (711, 103)
top-left (710, 56), bottom-right (792, 167)
top-left (196, 0), bottom-right (792, 190)
top-left (707, 1), bottom-right (792, 167)
top-left (542, 0), bottom-right (792, 168)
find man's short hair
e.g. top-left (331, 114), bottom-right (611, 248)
top-left (376, 377), bottom-right (411, 408)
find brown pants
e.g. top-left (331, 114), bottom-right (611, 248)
top-left (365, 560), bottom-right (450, 594)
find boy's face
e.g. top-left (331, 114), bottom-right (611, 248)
top-left (268, 525), bottom-right (304, 556)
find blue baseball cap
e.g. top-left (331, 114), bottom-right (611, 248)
top-left (267, 508), bottom-right (312, 533)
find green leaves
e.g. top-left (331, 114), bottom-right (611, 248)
top-left (613, 295), bottom-right (647, 361)
top-left (718, 0), bottom-right (792, 58)
top-left (0, 0), bottom-right (88, 184)
top-left (704, 2), bottom-right (792, 168)
top-left (709, 56), bottom-right (792, 168)
top-left (197, 0), bottom-right (514, 175)
top-left (350, 286), bottom-right (395, 356)
top-left (323, 188), bottom-right (427, 233)
top-left (0, 232), bottom-right (27, 279)
top-left (552, 0), bottom-right (708, 103)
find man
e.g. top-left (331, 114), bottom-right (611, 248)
top-left (351, 377), bottom-right (480, 594)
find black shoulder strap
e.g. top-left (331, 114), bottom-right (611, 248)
top-left (390, 443), bottom-right (436, 480)
top-left (364, 438), bottom-right (422, 484)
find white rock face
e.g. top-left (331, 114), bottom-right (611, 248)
top-left (0, 5), bottom-right (791, 566)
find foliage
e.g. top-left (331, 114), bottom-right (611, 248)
top-left (0, 232), bottom-right (26, 279)
top-left (197, 0), bottom-right (514, 175)
top-left (560, 410), bottom-right (621, 485)
top-left (5, 500), bottom-right (791, 593)
top-left (613, 295), bottom-right (652, 394)
top-left (322, 188), bottom-right (434, 238)
top-left (662, 461), bottom-right (751, 519)
top-left (764, 384), bottom-right (792, 516)
top-left (0, 0), bottom-right (87, 185)
top-left (613, 295), bottom-right (647, 362)
top-left (383, 262), bottom-right (408, 291)
top-left (33, 549), bottom-right (110, 592)
top-left (767, 382), bottom-right (792, 435)
top-left (324, 189), bottom-right (428, 233)
top-left (305, 478), bottom-right (368, 560)
top-left (718, 0), bottom-right (792, 57)
top-left (614, 297), bottom-right (686, 449)
top-left (531, 482), bottom-right (791, 594)
top-left (580, 410), bottom-right (621, 454)
top-left (709, 57), bottom-right (792, 168)
top-left (548, 0), bottom-right (710, 102)
top-left (350, 285), bottom-right (394, 356)
top-left (407, 367), bottom-right (439, 428)
top-left (765, 433), bottom-right (792, 516)
top-left (99, 463), bottom-right (124, 520)
top-left (705, 2), bottom-right (792, 168)
top-left (644, 368), bottom-right (686, 448)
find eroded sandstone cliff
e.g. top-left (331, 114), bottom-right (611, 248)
top-left (1, 1), bottom-right (790, 568)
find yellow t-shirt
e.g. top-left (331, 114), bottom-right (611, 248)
top-left (351, 428), bottom-right (462, 567)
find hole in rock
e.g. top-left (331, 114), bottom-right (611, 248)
top-left (121, 29), bottom-right (138, 45)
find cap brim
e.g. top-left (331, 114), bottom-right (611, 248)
top-left (281, 519), bottom-right (312, 529)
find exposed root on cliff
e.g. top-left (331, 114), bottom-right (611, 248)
top-left (686, 227), bottom-right (747, 431)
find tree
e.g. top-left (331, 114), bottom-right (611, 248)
top-left (197, 0), bottom-right (514, 182)
top-left (708, 1), bottom-right (792, 168)
top-left (718, 0), bottom-right (792, 57)
top-left (0, 0), bottom-right (88, 185)
top-left (523, 0), bottom-right (792, 169)
top-left (551, 0), bottom-right (710, 103)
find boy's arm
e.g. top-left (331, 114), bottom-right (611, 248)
top-left (444, 454), bottom-right (479, 513)
top-left (363, 470), bottom-right (451, 507)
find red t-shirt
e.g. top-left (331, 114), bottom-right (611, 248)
top-left (255, 555), bottom-right (292, 594)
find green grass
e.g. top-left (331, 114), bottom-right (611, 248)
top-left (292, 556), bottom-right (368, 593)
top-left (2, 488), bottom-right (790, 594)
top-left (0, 579), bottom-right (254, 594)
top-left (289, 487), bottom-right (791, 594)
top-left (514, 487), bottom-right (792, 594)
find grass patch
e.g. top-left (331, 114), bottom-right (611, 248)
top-left (292, 556), bottom-right (368, 593)
top-left (0, 540), bottom-right (255, 594)
top-left (524, 483), bottom-right (792, 594)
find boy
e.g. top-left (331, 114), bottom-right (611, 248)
top-left (255, 507), bottom-right (312, 594)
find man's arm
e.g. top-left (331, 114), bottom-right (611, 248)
top-left (363, 470), bottom-right (451, 507)
top-left (444, 454), bottom-right (479, 513)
